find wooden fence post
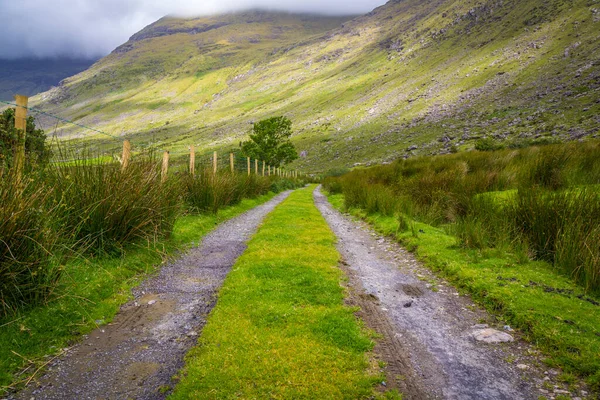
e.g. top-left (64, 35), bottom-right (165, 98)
top-left (230, 153), bottom-right (234, 174)
top-left (213, 151), bottom-right (218, 174)
top-left (189, 145), bottom-right (195, 177)
top-left (122, 140), bottom-right (131, 171)
top-left (13, 95), bottom-right (28, 183)
top-left (161, 151), bottom-right (169, 182)
top-left (255, 159), bottom-right (258, 175)
top-left (247, 157), bottom-right (250, 176)
top-left (268, 165), bottom-right (271, 176)
top-left (262, 161), bottom-right (265, 176)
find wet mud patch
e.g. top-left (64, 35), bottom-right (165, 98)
top-left (400, 283), bottom-right (424, 298)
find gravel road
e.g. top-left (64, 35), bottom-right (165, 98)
top-left (314, 186), bottom-right (546, 400)
top-left (13, 191), bottom-right (292, 400)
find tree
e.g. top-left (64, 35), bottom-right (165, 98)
top-left (240, 116), bottom-right (298, 167)
top-left (0, 108), bottom-right (52, 170)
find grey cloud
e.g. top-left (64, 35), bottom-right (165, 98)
top-left (0, 0), bottom-right (386, 59)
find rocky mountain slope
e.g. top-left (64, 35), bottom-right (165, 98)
top-left (28, 1), bottom-right (600, 171)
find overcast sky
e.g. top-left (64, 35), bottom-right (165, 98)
top-left (0, 0), bottom-right (386, 60)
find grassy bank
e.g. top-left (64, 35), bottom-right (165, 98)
top-left (324, 141), bottom-right (600, 291)
top-left (170, 186), bottom-right (397, 399)
top-left (325, 191), bottom-right (600, 393)
top-left (1, 146), bottom-right (305, 316)
top-left (0, 192), bottom-right (279, 394)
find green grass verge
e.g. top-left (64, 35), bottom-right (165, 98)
top-left (0, 192), bottom-right (279, 394)
top-left (326, 193), bottom-right (600, 393)
top-left (170, 186), bottom-right (397, 400)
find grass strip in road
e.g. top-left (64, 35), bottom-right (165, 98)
top-left (171, 186), bottom-right (394, 400)
top-left (0, 192), bottom-right (279, 393)
top-left (326, 192), bottom-right (600, 394)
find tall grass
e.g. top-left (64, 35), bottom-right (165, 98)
top-left (1, 152), bottom-right (182, 316)
top-left (182, 170), bottom-right (287, 213)
top-left (323, 140), bottom-right (600, 291)
top-left (48, 154), bottom-right (181, 255)
top-left (513, 188), bottom-right (600, 289)
top-left (1, 138), bottom-right (306, 316)
top-left (0, 171), bottom-right (63, 317)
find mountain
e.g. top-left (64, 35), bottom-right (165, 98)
top-left (27, 1), bottom-right (600, 171)
top-left (0, 58), bottom-right (97, 101)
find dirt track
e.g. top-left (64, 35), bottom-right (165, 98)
top-left (12, 191), bottom-right (292, 400)
top-left (314, 186), bottom-right (548, 400)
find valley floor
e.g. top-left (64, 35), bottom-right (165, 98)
top-left (6, 186), bottom-right (592, 399)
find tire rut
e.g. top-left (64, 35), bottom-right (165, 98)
top-left (12, 190), bottom-right (292, 400)
top-left (314, 186), bottom-right (544, 400)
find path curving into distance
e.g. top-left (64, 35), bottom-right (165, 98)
top-left (13, 191), bottom-right (292, 400)
top-left (313, 186), bottom-right (544, 400)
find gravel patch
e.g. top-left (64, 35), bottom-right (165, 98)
top-left (12, 191), bottom-right (292, 400)
top-left (314, 186), bottom-right (547, 400)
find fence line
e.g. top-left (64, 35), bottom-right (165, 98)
top-left (5, 95), bottom-right (304, 182)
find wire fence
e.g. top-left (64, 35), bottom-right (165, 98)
top-left (1, 97), bottom-right (302, 180)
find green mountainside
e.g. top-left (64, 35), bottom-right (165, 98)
top-left (29, 1), bottom-right (600, 171)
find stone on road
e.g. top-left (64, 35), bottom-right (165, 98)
top-left (472, 328), bottom-right (515, 344)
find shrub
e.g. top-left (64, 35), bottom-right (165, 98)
top-left (322, 176), bottom-right (343, 194)
top-left (475, 138), bottom-right (505, 151)
top-left (0, 108), bottom-right (52, 171)
top-left (269, 177), bottom-right (300, 193)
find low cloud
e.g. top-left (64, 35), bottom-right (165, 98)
top-left (0, 0), bottom-right (386, 59)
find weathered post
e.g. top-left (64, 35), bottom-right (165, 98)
top-left (262, 161), bottom-right (265, 176)
top-left (161, 151), bottom-right (169, 183)
top-left (189, 145), bottom-right (195, 177)
top-left (255, 159), bottom-right (258, 175)
top-left (247, 157), bottom-right (250, 176)
top-left (122, 140), bottom-right (131, 171)
top-left (230, 153), bottom-right (234, 174)
top-left (13, 95), bottom-right (28, 183)
top-left (268, 165), bottom-right (271, 176)
top-left (213, 151), bottom-right (218, 174)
